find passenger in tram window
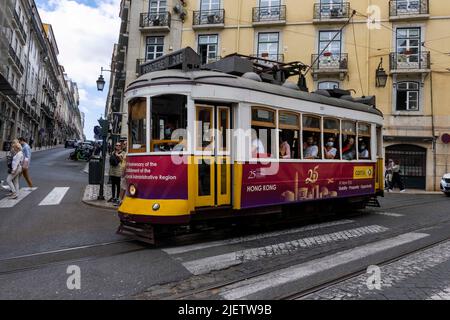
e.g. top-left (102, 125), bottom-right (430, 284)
top-left (164, 122), bottom-right (176, 140)
top-left (342, 137), bottom-right (356, 160)
top-left (251, 129), bottom-right (266, 158)
top-left (324, 137), bottom-right (337, 159)
top-left (279, 132), bottom-right (291, 159)
top-left (358, 141), bottom-right (369, 159)
top-left (303, 136), bottom-right (319, 159)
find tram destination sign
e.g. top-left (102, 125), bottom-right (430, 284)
top-left (140, 47), bottom-right (201, 75)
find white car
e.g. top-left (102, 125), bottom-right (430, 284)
top-left (440, 173), bottom-right (450, 196)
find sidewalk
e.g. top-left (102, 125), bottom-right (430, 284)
top-left (386, 189), bottom-right (442, 195)
top-left (82, 184), bottom-right (117, 210)
top-left (82, 156), bottom-right (117, 210)
top-left (0, 144), bottom-right (64, 159)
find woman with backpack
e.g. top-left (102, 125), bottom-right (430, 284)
top-left (108, 142), bottom-right (125, 205)
top-left (6, 141), bottom-right (24, 199)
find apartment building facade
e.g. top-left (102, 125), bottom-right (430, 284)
top-left (108, 0), bottom-right (450, 191)
top-left (0, 0), bottom-right (83, 150)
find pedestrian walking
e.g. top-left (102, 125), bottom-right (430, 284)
top-left (18, 137), bottom-right (33, 189)
top-left (5, 141), bottom-right (24, 199)
top-left (119, 139), bottom-right (128, 204)
top-left (385, 159), bottom-right (394, 191)
top-left (391, 159), bottom-right (406, 192)
top-left (108, 142), bottom-right (125, 205)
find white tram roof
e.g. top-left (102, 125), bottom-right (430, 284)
top-left (127, 70), bottom-right (383, 118)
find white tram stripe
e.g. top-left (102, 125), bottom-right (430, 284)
top-left (38, 187), bottom-right (70, 206)
top-left (182, 225), bottom-right (388, 275)
top-left (219, 232), bottom-right (429, 300)
top-left (163, 219), bottom-right (355, 255)
top-left (0, 188), bottom-right (35, 208)
top-left (372, 212), bottom-right (404, 217)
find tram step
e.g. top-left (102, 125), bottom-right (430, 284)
top-left (366, 197), bottom-right (381, 208)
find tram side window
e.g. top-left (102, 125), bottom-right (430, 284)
top-left (151, 95), bottom-right (187, 152)
top-left (128, 98), bottom-right (147, 153)
top-left (251, 107), bottom-right (276, 158)
top-left (279, 112), bottom-right (300, 159)
top-left (302, 115), bottom-right (321, 160)
top-left (358, 123), bottom-right (371, 159)
top-left (323, 118), bottom-right (340, 160)
top-left (342, 120), bottom-right (356, 160)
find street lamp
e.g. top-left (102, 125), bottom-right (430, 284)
top-left (96, 75), bottom-right (106, 91)
top-left (375, 58), bottom-right (388, 88)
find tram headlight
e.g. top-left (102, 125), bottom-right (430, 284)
top-left (152, 203), bottom-right (160, 211)
top-left (129, 184), bottom-right (137, 197)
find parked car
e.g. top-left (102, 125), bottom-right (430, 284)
top-left (440, 173), bottom-right (450, 196)
top-left (65, 139), bottom-right (76, 148)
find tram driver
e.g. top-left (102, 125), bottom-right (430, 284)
top-left (303, 136), bottom-right (319, 159)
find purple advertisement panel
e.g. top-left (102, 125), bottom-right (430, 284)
top-left (124, 156), bottom-right (188, 200)
top-left (241, 162), bottom-right (375, 209)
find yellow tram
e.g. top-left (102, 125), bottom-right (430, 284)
top-left (117, 49), bottom-right (384, 243)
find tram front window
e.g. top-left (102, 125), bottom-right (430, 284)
top-left (151, 95), bottom-right (187, 152)
top-left (128, 98), bottom-right (147, 153)
top-left (302, 115), bottom-right (321, 160)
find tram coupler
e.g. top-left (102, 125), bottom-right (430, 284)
top-left (116, 222), bottom-right (155, 244)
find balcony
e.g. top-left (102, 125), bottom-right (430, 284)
top-left (313, 2), bottom-right (350, 24)
top-left (389, 0), bottom-right (429, 21)
top-left (311, 53), bottom-right (348, 80)
top-left (389, 51), bottom-right (430, 75)
top-left (252, 5), bottom-right (286, 26)
top-left (12, 10), bottom-right (27, 44)
top-left (8, 45), bottom-right (24, 75)
top-left (139, 12), bottom-right (171, 32)
top-left (193, 9), bottom-right (225, 30)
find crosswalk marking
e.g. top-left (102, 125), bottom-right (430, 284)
top-left (181, 225), bottom-right (389, 275)
top-left (428, 286), bottom-right (450, 300)
top-left (163, 219), bottom-right (355, 255)
top-left (38, 187), bottom-right (70, 206)
top-left (373, 212), bottom-right (404, 217)
top-left (0, 188), bottom-right (35, 208)
top-left (219, 232), bottom-right (429, 300)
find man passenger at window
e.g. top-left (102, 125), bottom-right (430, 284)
top-left (359, 141), bottom-right (369, 159)
top-left (303, 136), bottom-right (318, 159)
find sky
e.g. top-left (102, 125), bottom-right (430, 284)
top-left (35, 0), bottom-right (121, 140)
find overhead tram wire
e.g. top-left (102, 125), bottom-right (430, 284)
top-left (351, 15), bottom-right (365, 96)
top-left (304, 10), bottom-right (357, 76)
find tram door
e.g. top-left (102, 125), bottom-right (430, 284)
top-left (195, 105), bottom-right (232, 207)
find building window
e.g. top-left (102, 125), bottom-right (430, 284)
top-left (396, 81), bottom-right (419, 111)
top-left (198, 34), bottom-right (218, 64)
top-left (318, 81), bottom-right (339, 90)
top-left (396, 0), bottom-right (420, 14)
top-left (318, 30), bottom-right (342, 68)
top-left (149, 0), bottom-right (166, 13)
top-left (146, 36), bottom-right (164, 61)
top-left (319, 0), bottom-right (344, 17)
top-left (200, 0), bottom-right (220, 11)
top-left (258, 0), bottom-right (281, 20)
top-left (257, 32), bottom-right (280, 61)
top-left (396, 27), bottom-right (421, 68)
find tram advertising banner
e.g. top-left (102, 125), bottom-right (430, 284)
top-left (240, 162), bottom-right (375, 209)
top-left (124, 156), bottom-right (188, 200)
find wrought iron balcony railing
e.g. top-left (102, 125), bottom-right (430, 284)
top-left (389, 0), bottom-right (429, 17)
top-left (8, 45), bottom-right (24, 75)
top-left (389, 51), bottom-right (430, 70)
top-left (311, 53), bottom-right (348, 71)
top-left (252, 5), bottom-right (286, 23)
top-left (193, 9), bottom-right (225, 26)
top-left (251, 53), bottom-right (285, 63)
top-left (313, 2), bottom-right (350, 20)
top-left (13, 10), bottom-right (27, 43)
top-left (140, 11), bottom-right (171, 29)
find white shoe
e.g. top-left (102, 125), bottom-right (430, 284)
top-left (400, 189), bottom-right (406, 193)
top-left (8, 193), bottom-right (18, 199)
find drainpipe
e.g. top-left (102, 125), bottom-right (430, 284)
top-left (430, 71), bottom-right (437, 191)
top-left (236, 0), bottom-right (242, 53)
